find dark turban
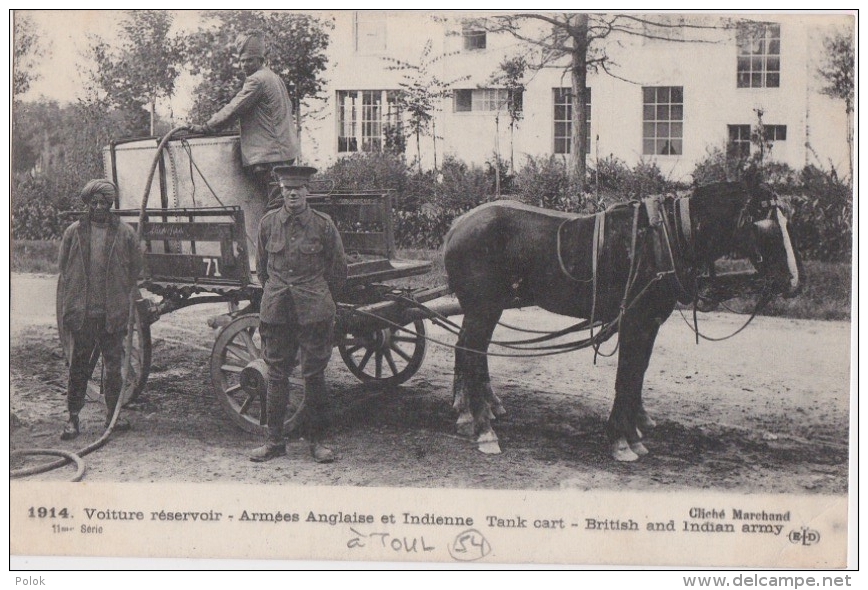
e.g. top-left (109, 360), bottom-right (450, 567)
top-left (236, 31), bottom-right (266, 59)
top-left (80, 179), bottom-right (117, 203)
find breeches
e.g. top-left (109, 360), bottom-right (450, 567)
top-left (245, 160), bottom-right (295, 207)
top-left (259, 319), bottom-right (334, 381)
top-left (67, 316), bottom-right (125, 415)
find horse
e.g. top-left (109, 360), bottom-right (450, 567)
top-left (442, 181), bottom-right (802, 461)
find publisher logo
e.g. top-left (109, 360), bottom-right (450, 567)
top-left (788, 527), bottom-right (821, 546)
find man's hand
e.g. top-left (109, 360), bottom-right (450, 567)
top-left (186, 124), bottom-right (210, 135)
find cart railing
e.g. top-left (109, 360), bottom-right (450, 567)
top-left (116, 207), bottom-right (250, 287)
top-left (307, 191), bottom-right (395, 258)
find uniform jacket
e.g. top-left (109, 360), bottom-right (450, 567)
top-left (257, 206), bottom-right (347, 325)
top-left (58, 215), bottom-right (143, 333)
top-left (206, 66), bottom-right (300, 167)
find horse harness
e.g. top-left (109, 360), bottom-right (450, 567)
top-left (555, 191), bottom-right (782, 348)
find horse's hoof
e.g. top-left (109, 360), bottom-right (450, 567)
top-left (455, 410), bottom-right (474, 437)
top-left (612, 438), bottom-right (640, 462)
top-left (456, 421), bottom-right (474, 438)
top-left (637, 413), bottom-right (657, 430)
top-left (477, 429), bottom-right (501, 454)
top-left (491, 403), bottom-right (507, 419)
top-left (629, 441), bottom-right (649, 456)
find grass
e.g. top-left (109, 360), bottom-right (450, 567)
top-left (12, 240), bottom-right (850, 321)
top-left (11, 240), bottom-right (60, 274)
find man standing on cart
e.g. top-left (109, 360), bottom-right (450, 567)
top-left (188, 31), bottom-right (299, 206)
top-left (253, 165), bottom-right (347, 463)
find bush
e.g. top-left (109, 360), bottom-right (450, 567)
top-left (784, 165), bottom-right (853, 262)
top-left (513, 155), bottom-right (587, 211)
top-left (11, 175), bottom-right (78, 240)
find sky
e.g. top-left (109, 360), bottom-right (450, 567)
top-left (17, 10), bottom-right (205, 118)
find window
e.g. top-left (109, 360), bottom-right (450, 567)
top-left (763, 125), bottom-right (787, 141)
top-left (462, 26), bottom-right (486, 50)
top-left (737, 23), bottom-right (780, 88)
top-left (337, 90), bottom-right (400, 153)
top-left (727, 124), bottom-right (751, 159)
top-left (642, 86), bottom-right (683, 156)
top-left (453, 88), bottom-right (522, 113)
top-left (355, 11), bottom-right (387, 54)
top-left (553, 87), bottom-right (591, 155)
top-left (727, 124), bottom-right (787, 158)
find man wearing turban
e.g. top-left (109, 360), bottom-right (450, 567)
top-left (57, 179), bottom-right (143, 439)
top-left (188, 31), bottom-right (300, 205)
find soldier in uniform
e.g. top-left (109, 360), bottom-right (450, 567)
top-left (57, 179), bottom-right (143, 439)
top-left (252, 166), bottom-right (347, 463)
top-left (188, 31), bottom-right (300, 205)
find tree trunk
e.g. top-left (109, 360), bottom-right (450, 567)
top-left (570, 14), bottom-right (590, 193)
top-left (295, 99), bottom-right (303, 164)
top-left (150, 100), bottom-right (156, 136)
top-left (846, 108), bottom-right (853, 183)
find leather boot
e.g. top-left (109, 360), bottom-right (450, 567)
top-left (250, 379), bottom-right (288, 462)
top-left (305, 375), bottom-right (334, 463)
top-left (60, 414), bottom-right (80, 441)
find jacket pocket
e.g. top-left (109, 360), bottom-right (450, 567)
top-left (265, 236), bottom-right (288, 272)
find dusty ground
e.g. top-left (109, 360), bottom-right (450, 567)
top-left (10, 273), bottom-right (851, 493)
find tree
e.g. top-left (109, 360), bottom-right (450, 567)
top-left (89, 10), bottom-right (184, 136)
top-left (475, 13), bottom-right (722, 191)
top-left (184, 10), bottom-right (333, 156)
top-left (383, 40), bottom-right (469, 172)
top-left (489, 55), bottom-right (528, 177)
top-left (12, 13), bottom-right (46, 98)
top-left (817, 27), bottom-right (854, 181)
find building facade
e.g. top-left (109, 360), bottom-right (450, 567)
top-left (301, 12), bottom-right (851, 184)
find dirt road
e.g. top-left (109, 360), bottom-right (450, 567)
top-left (10, 273), bottom-right (851, 493)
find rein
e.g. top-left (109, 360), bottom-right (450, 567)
top-left (653, 190), bottom-right (784, 343)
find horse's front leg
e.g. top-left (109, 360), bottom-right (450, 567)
top-left (607, 311), bottom-right (663, 461)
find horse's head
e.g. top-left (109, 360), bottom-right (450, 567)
top-left (734, 184), bottom-right (802, 298)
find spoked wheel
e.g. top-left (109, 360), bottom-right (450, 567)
top-left (56, 285), bottom-right (152, 407)
top-left (338, 319), bottom-right (426, 386)
top-left (210, 314), bottom-right (305, 435)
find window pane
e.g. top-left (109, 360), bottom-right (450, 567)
top-left (643, 122), bottom-right (655, 137)
top-left (455, 90), bottom-right (472, 112)
top-left (657, 105), bottom-right (669, 120)
top-left (643, 139), bottom-right (655, 155)
top-left (766, 73), bottom-right (780, 87)
top-left (768, 39), bottom-right (780, 54)
top-left (643, 87), bottom-right (655, 103)
top-left (643, 105), bottom-right (655, 119)
top-left (657, 86), bottom-right (670, 102)
top-left (767, 57), bottom-right (780, 72)
top-left (671, 104), bottom-right (683, 120)
top-left (657, 122), bottom-right (670, 137)
top-left (671, 122), bottom-right (683, 137)
top-left (671, 87), bottom-right (683, 103)
top-left (670, 139), bottom-right (683, 155)
top-left (554, 105), bottom-right (567, 121)
top-left (555, 122), bottom-right (569, 137)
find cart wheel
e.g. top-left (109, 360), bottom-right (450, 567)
top-left (210, 314), bottom-right (305, 435)
top-left (56, 285), bottom-right (151, 406)
top-left (338, 319), bottom-right (427, 385)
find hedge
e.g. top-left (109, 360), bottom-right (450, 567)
top-left (11, 154), bottom-right (852, 262)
